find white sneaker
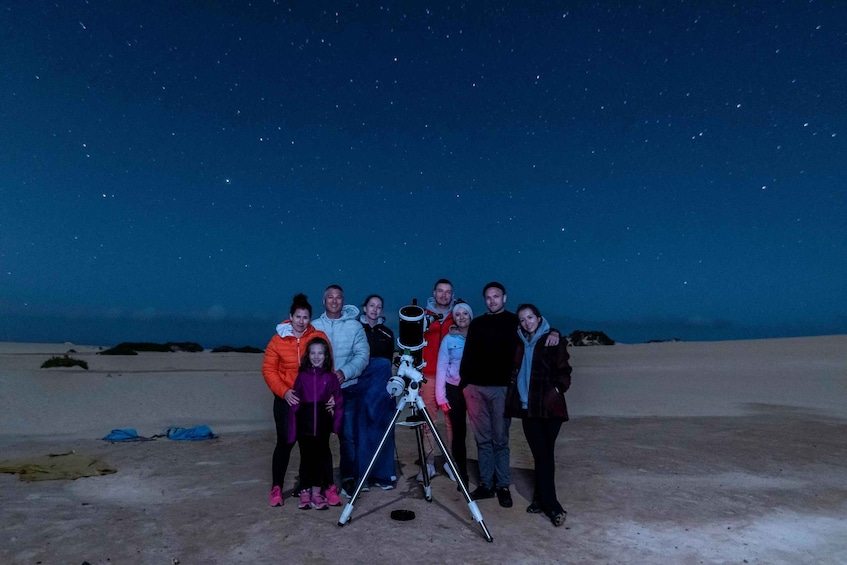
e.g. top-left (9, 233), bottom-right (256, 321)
top-left (443, 462), bottom-right (456, 482)
top-left (416, 463), bottom-right (437, 482)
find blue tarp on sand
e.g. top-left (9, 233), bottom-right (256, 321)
top-left (102, 426), bottom-right (217, 442)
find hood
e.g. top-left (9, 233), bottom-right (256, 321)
top-left (359, 314), bottom-right (386, 326)
top-left (275, 319), bottom-right (320, 338)
top-left (320, 303), bottom-right (360, 322)
top-left (518, 317), bottom-right (551, 345)
top-left (275, 320), bottom-right (295, 338)
top-left (448, 324), bottom-right (468, 337)
top-left (426, 296), bottom-right (455, 316)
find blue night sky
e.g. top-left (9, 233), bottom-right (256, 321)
top-left (2, 1), bottom-right (845, 347)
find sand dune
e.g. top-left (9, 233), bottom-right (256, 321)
top-left (1, 336), bottom-right (845, 563)
top-left (3, 336), bottom-right (844, 438)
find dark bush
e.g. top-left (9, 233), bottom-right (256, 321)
top-left (99, 343), bottom-right (142, 355)
top-left (41, 356), bottom-right (89, 369)
top-left (211, 345), bottom-right (264, 353)
top-left (99, 341), bottom-right (204, 355)
top-left (166, 341), bottom-right (204, 352)
top-left (567, 330), bottom-right (615, 346)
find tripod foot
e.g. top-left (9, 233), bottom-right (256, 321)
top-left (468, 500), bottom-right (493, 542)
top-left (338, 503), bottom-right (354, 526)
top-left (480, 521), bottom-right (493, 542)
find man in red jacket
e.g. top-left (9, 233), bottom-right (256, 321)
top-left (420, 278), bottom-right (456, 480)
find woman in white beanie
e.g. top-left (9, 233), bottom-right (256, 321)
top-left (435, 300), bottom-right (473, 486)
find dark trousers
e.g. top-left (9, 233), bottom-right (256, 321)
top-left (298, 433), bottom-right (332, 489)
top-left (316, 384), bottom-right (358, 486)
top-left (339, 383), bottom-right (360, 481)
top-left (445, 383), bottom-right (469, 484)
top-left (522, 418), bottom-right (565, 515)
top-left (272, 395), bottom-right (294, 487)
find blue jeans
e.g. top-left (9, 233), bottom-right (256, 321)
top-left (464, 385), bottom-right (511, 489)
top-left (339, 382), bottom-right (360, 481)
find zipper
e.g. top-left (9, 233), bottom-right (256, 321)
top-left (313, 368), bottom-right (318, 435)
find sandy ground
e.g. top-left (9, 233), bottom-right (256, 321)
top-left (1, 336), bottom-right (846, 564)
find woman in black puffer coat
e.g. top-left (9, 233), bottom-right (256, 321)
top-left (505, 303), bottom-right (572, 527)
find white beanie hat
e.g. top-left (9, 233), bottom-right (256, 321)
top-left (452, 302), bottom-right (473, 320)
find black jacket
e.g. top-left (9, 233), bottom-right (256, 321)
top-left (361, 321), bottom-right (395, 361)
top-left (459, 311), bottom-right (520, 387)
top-left (505, 334), bottom-right (572, 421)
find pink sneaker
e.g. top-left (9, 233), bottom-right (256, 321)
top-left (269, 485), bottom-right (283, 507)
top-left (298, 489), bottom-right (312, 510)
top-left (311, 487), bottom-right (328, 510)
top-left (324, 485), bottom-right (342, 506)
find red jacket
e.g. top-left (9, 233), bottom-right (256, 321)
top-left (262, 322), bottom-right (330, 399)
top-left (423, 308), bottom-right (454, 376)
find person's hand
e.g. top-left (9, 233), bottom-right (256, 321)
top-left (284, 389), bottom-right (300, 406)
top-left (335, 369), bottom-right (346, 384)
top-left (326, 395), bottom-right (336, 413)
top-left (545, 331), bottom-right (560, 347)
top-left (439, 402), bottom-right (451, 412)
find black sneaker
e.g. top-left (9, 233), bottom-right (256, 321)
top-left (496, 487), bottom-right (513, 508)
top-left (549, 509), bottom-right (567, 527)
top-left (341, 479), bottom-right (356, 498)
top-left (526, 500), bottom-right (542, 514)
top-left (470, 485), bottom-right (495, 500)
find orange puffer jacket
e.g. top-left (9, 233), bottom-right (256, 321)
top-left (262, 322), bottom-right (330, 399)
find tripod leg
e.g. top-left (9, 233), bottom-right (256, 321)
top-left (416, 398), bottom-right (494, 542)
top-left (413, 415), bottom-right (433, 502)
top-left (339, 399), bottom-right (406, 527)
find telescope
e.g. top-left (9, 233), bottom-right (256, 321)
top-left (337, 300), bottom-right (493, 542)
top-left (397, 303), bottom-right (427, 369)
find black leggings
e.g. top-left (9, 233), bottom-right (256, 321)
top-left (446, 383), bottom-right (469, 484)
top-left (272, 395), bottom-right (294, 487)
top-left (522, 418), bottom-right (564, 515)
top-left (298, 433), bottom-right (332, 489)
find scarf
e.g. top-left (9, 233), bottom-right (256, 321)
top-left (516, 317), bottom-right (551, 408)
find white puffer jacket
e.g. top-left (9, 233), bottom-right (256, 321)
top-left (312, 304), bottom-right (369, 389)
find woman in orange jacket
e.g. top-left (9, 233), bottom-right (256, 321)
top-left (263, 293), bottom-right (331, 507)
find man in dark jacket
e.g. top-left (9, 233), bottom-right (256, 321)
top-left (460, 282), bottom-right (558, 508)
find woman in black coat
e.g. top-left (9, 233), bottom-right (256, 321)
top-left (357, 294), bottom-right (397, 489)
top-left (505, 303), bottom-right (572, 527)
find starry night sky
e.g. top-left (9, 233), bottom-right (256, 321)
top-left (2, 1), bottom-right (845, 347)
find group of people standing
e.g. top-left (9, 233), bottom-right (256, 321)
top-left (262, 286), bottom-right (391, 511)
top-left (262, 279), bottom-right (572, 527)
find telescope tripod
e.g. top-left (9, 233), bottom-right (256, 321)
top-left (337, 381), bottom-right (493, 542)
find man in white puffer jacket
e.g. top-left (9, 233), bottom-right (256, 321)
top-left (312, 284), bottom-right (370, 497)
